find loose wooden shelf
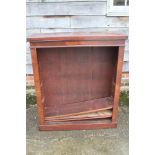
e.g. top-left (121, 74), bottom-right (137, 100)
top-left (45, 110), bottom-right (112, 122)
top-left (28, 32), bottom-right (127, 131)
top-left (45, 97), bottom-right (113, 117)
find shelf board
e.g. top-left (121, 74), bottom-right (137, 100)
top-left (45, 109), bottom-right (112, 122)
top-left (46, 118), bottom-right (112, 125)
top-left (45, 97), bottom-right (113, 118)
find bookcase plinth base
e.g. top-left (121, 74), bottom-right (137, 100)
top-left (39, 121), bottom-right (117, 131)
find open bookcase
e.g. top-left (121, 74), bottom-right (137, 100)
top-left (28, 32), bottom-right (127, 131)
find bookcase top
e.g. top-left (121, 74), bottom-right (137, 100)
top-left (27, 32), bottom-right (127, 42)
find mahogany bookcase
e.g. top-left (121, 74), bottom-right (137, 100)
top-left (28, 32), bottom-right (127, 131)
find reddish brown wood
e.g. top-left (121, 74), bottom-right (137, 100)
top-left (28, 32), bottom-right (127, 131)
top-left (39, 120), bottom-right (116, 131)
top-left (27, 32), bottom-right (127, 42)
top-left (112, 46), bottom-right (124, 123)
top-left (30, 40), bottom-right (125, 48)
top-left (38, 47), bottom-right (116, 108)
top-left (44, 97), bottom-right (113, 117)
top-left (45, 109), bottom-right (112, 122)
top-left (30, 48), bottom-right (45, 125)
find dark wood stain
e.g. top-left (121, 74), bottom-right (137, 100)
top-left (28, 32), bottom-right (127, 131)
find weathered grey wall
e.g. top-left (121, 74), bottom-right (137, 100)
top-left (26, 0), bottom-right (129, 74)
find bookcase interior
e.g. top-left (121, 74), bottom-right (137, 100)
top-left (37, 46), bottom-right (118, 122)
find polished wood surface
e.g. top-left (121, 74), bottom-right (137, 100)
top-left (28, 32), bottom-right (127, 131)
top-left (112, 46), bottom-right (124, 122)
top-left (31, 48), bottom-right (45, 125)
top-left (29, 40), bottom-right (125, 48)
top-left (37, 47), bottom-right (117, 117)
top-left (44, 97), bottom-right (113, 118)
top-left (27, 32), bottom-right (127, 42)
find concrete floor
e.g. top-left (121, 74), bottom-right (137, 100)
top-left (27, 106), bottom-right (129, 155)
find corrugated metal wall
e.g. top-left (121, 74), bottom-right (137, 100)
top-left (26, 0), bottom-right (129, 74)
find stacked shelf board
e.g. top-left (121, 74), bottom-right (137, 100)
top-left (45, 97), bottom-right (113, 122)
top-left (28, 32), bottom-right (127, 131)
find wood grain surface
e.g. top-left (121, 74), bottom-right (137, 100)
top-left (29, 32), bottom-right (126, 130)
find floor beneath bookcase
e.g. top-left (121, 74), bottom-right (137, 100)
top-left (26, 105), bottom-right (128, 155)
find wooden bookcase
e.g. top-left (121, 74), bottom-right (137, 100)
top-left (28, 32), bottom-right (127, 131)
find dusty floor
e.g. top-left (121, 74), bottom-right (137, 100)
top-left (27, 106), bottom-right (129, 155)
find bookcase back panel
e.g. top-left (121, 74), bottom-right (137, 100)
top-left (37, 47), bottom-right (118, 117)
